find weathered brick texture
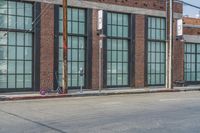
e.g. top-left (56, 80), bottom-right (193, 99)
top-left (91, 9), bottom-right (101, 89)
top-left (86, 0), bottom-right (182, 13)
top-left (134, 15), bottom-right (145, 88)
top-left (40, 3), bottom-right (55, 90)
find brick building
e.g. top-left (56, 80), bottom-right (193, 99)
top-left (0, 0), bottom-right (199, 93)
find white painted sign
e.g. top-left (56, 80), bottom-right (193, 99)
top-left (98, 10), bottom-right (103, 30)
top-left (177, 19), bottom-right (183, 36)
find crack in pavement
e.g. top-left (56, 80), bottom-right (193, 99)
top-left (0, 109), bottom-right (68, 133)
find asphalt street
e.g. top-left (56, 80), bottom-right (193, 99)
top-left (0, 91), bottom-right (200, 133)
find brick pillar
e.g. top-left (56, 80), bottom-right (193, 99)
top-left (134, 15), bottom-right (145, 88)
top-left (173, 19), bottom-right (184, 82)
top-left (91, 9), bottom-right (101, 89)
top-left (40, 4), bottom-right (55, 90)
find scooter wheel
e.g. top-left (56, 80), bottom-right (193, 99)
top-left (40, 89), bottom-right (46, 95)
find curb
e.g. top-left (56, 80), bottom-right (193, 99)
top-left (0, 88), bottom-right (199, 101)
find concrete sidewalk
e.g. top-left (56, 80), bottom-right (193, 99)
top-left (0, 86), bottom-right (200, 101)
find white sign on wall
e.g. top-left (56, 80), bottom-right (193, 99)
top-left (98, 10), bottom-right (103, 30)
top-left (177, 19), bottom-right (183, 36)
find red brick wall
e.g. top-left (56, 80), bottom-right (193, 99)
top-left (134, 15), bottom-right (145, 88)
top-left (173, 19), bottom-right (184, 82)
top-left (85, 0), bottom-right (182, 13)
top-left (91, 9), bottom-right (101, 89)
top-left (40, 3), bottom-right (55, 90)
top-left (183, 17), bottom-right (200, 35)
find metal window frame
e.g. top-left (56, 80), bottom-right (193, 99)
top-left (145, 16), bottom-right (166, 86)
top-left (184, 42), bottom-right (200, 84)
top-left (55, 6), bottom-right (91, 89)
top-left (0, 0), bottom-right (35, 92)
top-left (103, 11), bottom-right (133, 88)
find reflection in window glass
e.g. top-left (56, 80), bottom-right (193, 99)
top-left (0, 1), bottom-right (33, 89)
top-left (184, 43), bottom-right (200, 82)
top-left (58, 7), bottom-right (86, 88)
top-left (106, 12), bottom-right (129, 87)
top-left (147, 17), bottom-right (166, 85)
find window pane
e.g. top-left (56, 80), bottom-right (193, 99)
top-left (25, 61), bottom-right (32, 74)
top-left (17, 33), bottom-right (24, 46)
top-left (0, 46), bottom-right (7, 59)
top-left (0, 1), bottom-right (7, 14)
top-left (8, 75), bottom-right (15, 88)
top-left (8, 46), bottom-right (15, 59)
top-left (0, 75), bottom-right (7, 88)
top-left (24, 47), bottom-right (32, 60)
top-left (17, 47), bottom-right (24, 59)
top-left (17, 16), bottom-right (24, 29)
top-left (0, 60), bottom-right (7, 74)
top-left (8, 15), bottom-right (16, 29)
top-left (25, 17), bottom-right (32, 30)
top-left (8, 1), bottom-right (16, 15)
top-left (17, 2), bottom-right (24, 16)
top-left (25, 4), bottom-right (32, 17)
top-left (8, 32), bottom-right (16, 45)
top-left (25, 75), bottom-right (32, 88)
top-left (25, 33), bottom-right (32, 46)
top-left (16, 75), bottom-right (23, 88)
top-left (17, 61), bottom-right (24, 74)
top-left (0, 15), bottom-right (7, 28)
top-left (8, 61), bottom-right (15, 74)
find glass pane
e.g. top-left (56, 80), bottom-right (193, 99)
top-left (72, 9), bottom-right (78, 21)
top-left (17, 16), bottom-right (24, 29)
top-left (17, 61), bottom-right (24, 74)
top-left (0, 75), bottom-right (7, 88)
top-left (25, 4), bottom-right (32, 17)
top-left (25, 61), bottom-right (32, 74)
top-left (17, 47), bottom-right (24, 59)
top-left (25, 75), bottom-right (32, 88)
top-left (0, 15), bottom-right (7, 28)
top-left (25, 33), bottom-right (32, 46)
top-left (8, 75), bottom-right (15, 88)
top-left (17, 33), bottom-right (24, 46)
top-left (59, 20), bottom-right (63, 33)
top-left (24, 47), bottom-right (32, 60)
top-left (0, 60), bottom-right (7, 74)
top-left (0, 46), bottom-right (7, 59)
top-left (72, 22), bottom-right (78, 34)
top-left (79, 9), bottom-right (85, 22)
top-left (0, 32), bottom-right (7, 45)
top-left (25, 17), bottom-right (32, 30)
top-left (118, 14), bottom-right (123, 25)
top-left (8, 32), bottom-right (15, 45)
top-left (72, 75), bottom-right (78, 86)
top-left (16, 75), bottom-right (23, 88)
top-left (8, 15), bottom-right (16, 29)
top-left (0, 1), bottom-right (7, 14)
top-left (8, 61), bottom-right (15, 74)
top-left (8, 1), bottom-right (16, 15)
top-left (17, 2), bottom-right (24, 16)
top-left (79, 22), bottom-right (85, 34)
top-left (123, 15), bottom-right (128, 26)
top-left (8, 46), bottom-right (15, 59)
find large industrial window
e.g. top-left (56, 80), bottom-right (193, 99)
top-left (184, 43), bottom-right (200, 82)
top-left (58, 7), bottom-right (86, 88)
top-left (147, 17), bottom-right (166, 86)
top-left (106, 12), bottom-right (129, 87)
top-left (0, 1), bottom-right (33, 90)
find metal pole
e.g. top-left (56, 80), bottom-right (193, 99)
top-left (62, 0), bottom-right (68, 93)
top-left (169, 0), bottom-right (173, 89)
top-left (166, 0), bottom-right (169, 89)
top-left (99, 39), bottom-right (102, 92)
